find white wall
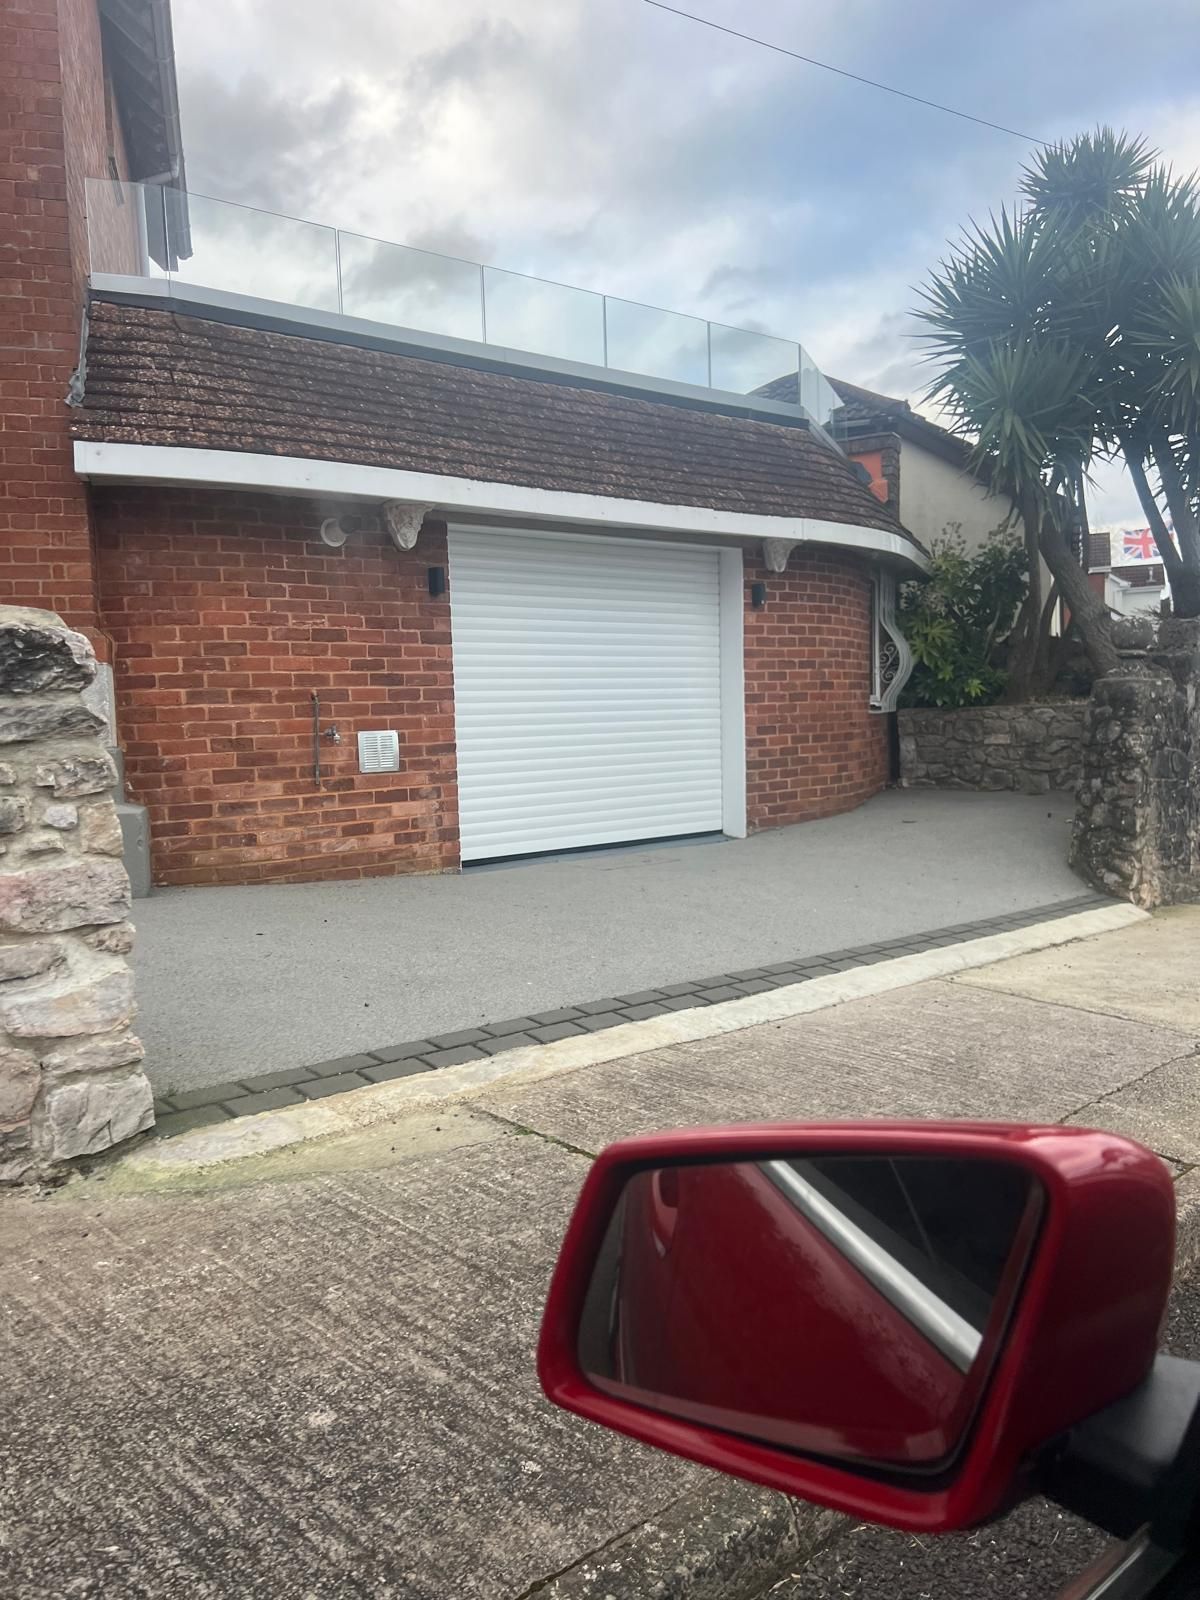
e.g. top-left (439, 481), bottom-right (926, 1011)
top-left (898, 443), bottom-right (1013, 553)
top-left (1105, 573), bottom-right (1168, 616)
top-left (898, 441), bottom-right (1056, 618)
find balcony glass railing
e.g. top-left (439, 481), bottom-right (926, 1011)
top-left (85, 179), bottom-right (843, 423)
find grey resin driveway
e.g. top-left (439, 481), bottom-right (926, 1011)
top-left (132, 790), bottom-right (1088, 1096)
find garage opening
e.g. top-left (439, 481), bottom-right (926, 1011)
top-left (449, 528), bottom-right (729, 864)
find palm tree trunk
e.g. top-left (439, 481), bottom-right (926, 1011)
top-left (1038, 511), bottom-right (1118, 677)
top-left (1023, 488), bottom-right (1043, 615)
top-left (1120, 432), bottom-right (1200, 616)
top-left (1072, 465), bottom-right (1091, 566)
top-left (1033, 579), bottom-right (1060, 691)
top-left (1149, 433), bottom-right (1200, 616)
top-left (1003, 595), bottom-right (1039, 701)
top-left (1005, 489), bottom-right (1046, 699)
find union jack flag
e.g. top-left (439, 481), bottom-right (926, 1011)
top-left (1121, 527), bottom-right (1160, 562)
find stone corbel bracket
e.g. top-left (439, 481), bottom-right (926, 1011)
top-left (762, 538), bottom-right (797, 574)
top-left (382, 501), bottom-right (434, 552)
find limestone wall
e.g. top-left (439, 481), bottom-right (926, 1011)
top-left (899, 703), bottom-right (1086, 794)
top-left (0, 606), bottom-right (152, 1182)
top-left (1071, 617), bottom-right (1200, 908)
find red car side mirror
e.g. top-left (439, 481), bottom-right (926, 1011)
top-left (538, 1122), bottom-right (1175, 1534)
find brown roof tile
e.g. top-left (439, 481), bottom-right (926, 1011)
top-left (1088, 529), bottom-right (1112, 570)
top-left (74, 299), bottom-right (914, 542)
top-left (758, 370), bottom-right (986, 479)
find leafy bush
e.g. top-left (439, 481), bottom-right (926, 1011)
top-left (899, 528), bottom-right (1027, 709)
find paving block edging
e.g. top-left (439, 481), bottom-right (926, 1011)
top-left (152, 892), bottom-right (1114, 1139)
top-left (122, 900), bottom-right (1147, 1183)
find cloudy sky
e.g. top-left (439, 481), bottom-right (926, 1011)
top-left (171, 0), bottom-right (1200, 525)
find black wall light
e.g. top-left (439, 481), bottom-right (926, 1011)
top-left (428, 566), bottom-right (447, 598)
top-left (751, 581), bottom-right (768, 608)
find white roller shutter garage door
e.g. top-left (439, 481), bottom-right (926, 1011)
top-left (450, 528), bottom-right (726, 862)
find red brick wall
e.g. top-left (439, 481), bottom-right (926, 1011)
top-left (96, 495), bottom-right (884, 885)
top-left (0, 0), bottom-right (117, 648)
top-left (61, 0), bottom-right (140, 284)
top-left (846, 446), bottom-right (889, 505)
top-left (744, 549), bottom-right (888, 829)
top-left (95, 489), bottom-right (459, 886)
top-left (59, 0), bottom-right (125, 300)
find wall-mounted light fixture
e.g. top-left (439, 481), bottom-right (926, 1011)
top-left (428, 566), bottom-right (447, 598)
top-left (751, 581), bottom-right (767, 609)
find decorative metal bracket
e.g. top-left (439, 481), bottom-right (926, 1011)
top-left (382, 501), bottom-right (432, 551)
top-left (762, 538), bottom-right (798, 574)
top-left (870, 568), bottom-right (914, 713)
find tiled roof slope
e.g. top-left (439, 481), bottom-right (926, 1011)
top-left (760, 370), bottom-right (972, 462)
top-left (758, 371), bottom-right (910, 424)
top-left (73, 300), bottom-right (914, 541)
top-left (828, 375), bottom-right (914, 428)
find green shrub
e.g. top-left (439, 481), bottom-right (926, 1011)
top-left (899, 529), bottom-right (1027, 709)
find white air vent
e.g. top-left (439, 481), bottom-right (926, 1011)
top-left (357, 730), bottom-right (400, 774)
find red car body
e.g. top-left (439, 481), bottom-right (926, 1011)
top-left (539, 1122), bottom-right (1176, 1532)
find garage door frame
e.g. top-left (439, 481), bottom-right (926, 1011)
top-left (447, 523), bottom-right (746, 860)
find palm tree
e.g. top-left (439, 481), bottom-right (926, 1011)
top-left (917, 128), bottom-right (1200, 686)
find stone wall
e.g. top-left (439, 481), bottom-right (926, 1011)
top-left (899, 703), bottom-right (1086, 794)
top-left (1071, 617), bottom-right (1200, 908)
top-left (0, 606), bottom-right (153, 1183)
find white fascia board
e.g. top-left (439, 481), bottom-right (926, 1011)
top-left (73, 440), bottom-right (929, 573)
top-left (93, 273), bottom-right (172, 298)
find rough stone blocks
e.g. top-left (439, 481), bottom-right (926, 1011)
top-left (1070, 618), bottom-right (1200, 908)
top-left (0, 605), bottom-right (153, 1183)
top-left (899, 703), bottom-right (1086, 795)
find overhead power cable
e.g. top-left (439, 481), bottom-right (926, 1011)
top-left (641, 0), bottom-right (1048, 145)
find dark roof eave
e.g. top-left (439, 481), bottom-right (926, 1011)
top-left (99, 0), bottom-right (191, 259)
top-left (74, 296), bottom-right (920, 554)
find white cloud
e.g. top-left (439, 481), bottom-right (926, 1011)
top-left (170, 0), bottom-right (1200, 527)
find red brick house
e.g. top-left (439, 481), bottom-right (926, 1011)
top-left (760, 373), bottom-right (1019, 554)
top-left (4, 1), bottom-right (924, 889)
top-left (1087, 527), bottom-right (1169, 617)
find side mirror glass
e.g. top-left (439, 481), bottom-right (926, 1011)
top-left (579, 1154), bottom-right (1042, 1472)
top-left (539, 1124), bottom-right (1176, 1533)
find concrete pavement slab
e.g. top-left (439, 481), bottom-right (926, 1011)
top-left (543, 1481), bottom-right (840, 1599)
top-left (1176, 1171), bottom-right (1200, 1274)
top-left (0, 1135), bottom-right (721, 1600)
top-left (132, 791), bottom-right (1082, 1094)
top-left (6, 908), bottom-right (1199, 1600)
top-left (758, 1499), bottom-right (1105, 1600)
top-left (1066, 1052), bottom-right (1200, 1166)
top-left (127, 1107), bottom-right (508, 1195)
top-left (760, 1257), bottom-right (1200, 1599)
top-left (954, 905), bottom-right (1200, 1034)
top-left (476, 978), bottom-right (1195, 1155)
